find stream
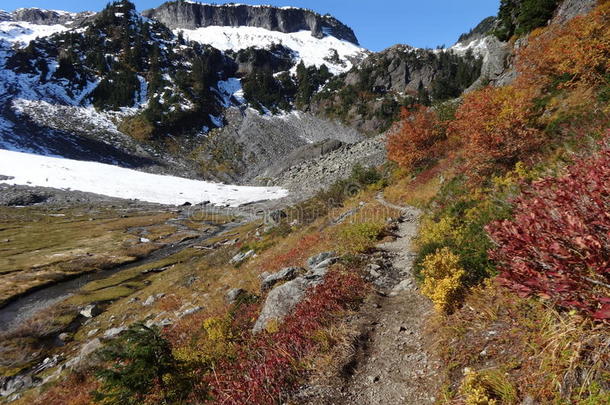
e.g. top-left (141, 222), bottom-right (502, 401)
top-left (0, 219), bottom-right (242, 333)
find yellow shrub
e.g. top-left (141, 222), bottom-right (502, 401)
top-left (337, 222), bottom-right (385, 254)
top-left (420, 247), bottom-right (465, 312)
top-left (460, 368), bottom-right (517, 405)
top-left (118, 115), bottom-right (155, 142)
top-left (416, 215), bottom-right (460, 248)
top-left (173, 316), bottom-right (235, 367)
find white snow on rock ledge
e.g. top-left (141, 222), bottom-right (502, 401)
top-left (0, 149), bottom-right (288, 206)
top-left (178, 26), bottom-right (368, 74)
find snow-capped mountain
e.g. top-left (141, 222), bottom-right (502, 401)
top-left (0, 0), bottom-right (370, 199)
top-left (142, 1), bottom-right (367, 74)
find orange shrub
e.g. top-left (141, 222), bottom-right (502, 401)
top-left (449, 86), bottom-right (544, 179)
top-left (387, 106), bottom-right (447, 171)
top-left (517, 2), bottom-right (610, 90)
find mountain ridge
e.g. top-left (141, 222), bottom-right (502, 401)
top-left (142, 1), bottom-right (360, 45)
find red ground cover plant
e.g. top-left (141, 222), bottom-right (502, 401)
top-left (261, 233), bottom-right (323, 271)
top-left (205, 269), bottom-right (368, 405)
top-left (33, 372), bottom-right (98, 405)
top-left (486, 137), bottom-right (610, 319)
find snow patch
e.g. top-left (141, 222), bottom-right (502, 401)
top-left (0, 21), bottom-right (69, 46)
top-left (0, 149), bottom-right (288, 206)
top-left (178, 26), bottom-right (367, 74)
top-left (216, 77), bottom-right (245, 107)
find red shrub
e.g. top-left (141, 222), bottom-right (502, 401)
top-left (486, 138), bottom-right (610, 319)
top-left (206, 270), bottom-right (367, 404)
top-left (261, 233), bottom-right (322, 271)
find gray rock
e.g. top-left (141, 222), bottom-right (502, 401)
top-left (0, 189), bottom-right (49, 206)
top-left (142, 2), bottom-right (360, 44)
top-left (0, 175), bottom-right (14, 181)
top-left (553, 0), bottom-right (596, 25)
top-left (0, 374), bottom-right (40, 397)
top-left (390, 279), bottom-right (415, 296)
top-left (522, 396), bottom-right (537, 405)
top-left (267, 209), bottom-right (288, 224)
top-left (226, 288), bottom-right (247, 304)
top-left (64, 338), bottom-right (102, 370)
top-left (230, 249), bottom-right (255, 265)
top-left (10, 8), bottom-right (93, 27)
top-left (253, 271), bottom-right (326, 333)
top-left (307, 252), bottom-right (337, 270)
top-left (80, 304), bottom-right (101, 318)
top-left (145, 318), bottom-right (173, 328)
top-left (58, 333), bottom-right (72, 342)
top-left (143, 295), bottom-right (156, 306)
top-left (260, 267), bottom-right (304, 291)
top-left (177, 306), bottom-right (204, 318)
top-left (103, 327), bottom-right (126, 339)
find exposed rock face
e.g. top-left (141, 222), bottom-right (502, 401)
top-left (142, 1), bottom-right (359, 45)
top-left (7, 8), bottom-right (94, 26)
top-left (202, 107), bottom-right (364, 183)
top-left (456, 16), bottom-right (497, 44)
top-left (553, 0), bottom-right (597, 25)
top-left (464, 36), bottom-right (512, 91)
top-left (260, 267), bottom-right (304, 292)
top-left (345, 45), bottom-right (437, 95)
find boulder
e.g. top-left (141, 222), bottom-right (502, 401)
top-left (79, 304), bottom-right (101, 318)
top-left (0, 374), bottom-right (40, 398)
top-left (230, 249), bottom-right (255, 265)
top-left (103, 327), bottom-right (126, 339)
top-left (307, 252), bottom-right (337, 270)
top-left (260, 267), bottom-right (304, 291)
top-left (64, 338), bottom-right (102, 370)
top-left (253, 268), bottom-right (326, 333)
top-left (226, 288), bottom-right (247, 304)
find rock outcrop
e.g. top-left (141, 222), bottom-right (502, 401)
top-left (252, 252), bottom-right (337, 333)
top-left (142, 1), bottom-right (359, 45)
top-left (552, 0), bottom-right (597, 25)
top-left (6, 8), bottom-right (93, 26)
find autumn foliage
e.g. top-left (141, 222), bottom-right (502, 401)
top-left (486, 137), bottom-right (610, 319)
top-left (387, 106), bottom-right (447, 171)
top-left (517, 2), bottom-right (610, 90)
top-left (449, 86), bottom-right (544, 179)
top-left (205, 270), bottom-right (367, 404)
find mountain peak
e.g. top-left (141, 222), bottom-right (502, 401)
top-left (142, 1), bottom-right (359, 45)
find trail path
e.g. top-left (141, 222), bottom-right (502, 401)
top-left (298, 196), bottom-right (442, 404)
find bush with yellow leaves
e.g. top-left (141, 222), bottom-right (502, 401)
top-left (337, 222), bottom-right (385, 255)
top-left (420, 247), bottom-right (465, 312)
top-left (173, 316), bottom-right (235, 367)
top-left (460, 368), bottom-right (517, 405)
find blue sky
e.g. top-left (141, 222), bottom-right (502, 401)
top-left (2, 1), bottom-right (500, 51)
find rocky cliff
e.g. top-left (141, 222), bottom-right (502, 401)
top-left (2, 8), bottom-right (93, 26)
top-left (142, 1), bottom-right (359, 45)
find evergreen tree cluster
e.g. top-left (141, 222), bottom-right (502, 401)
top-left (310, 48), bottom-right (482, 132)
top-left (241, 61), bottom-right (332, 113)
top-left (495, 0), bottom-right (559, 41)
